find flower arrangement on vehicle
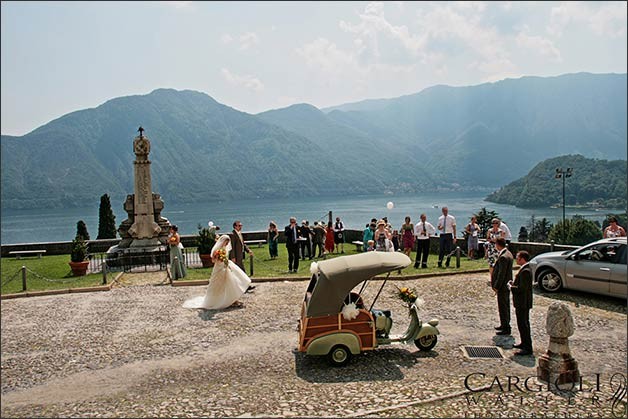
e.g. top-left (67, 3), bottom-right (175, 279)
top-left (213, 248), bottom-right (229, 267)
top-left (395, 285), bottom-right (420, 314)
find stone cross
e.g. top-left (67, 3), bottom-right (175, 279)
top-left (537, 302), bottom-right (580, 389)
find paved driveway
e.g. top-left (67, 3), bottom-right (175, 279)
top-left (1, 273), bottom-right (626, 418)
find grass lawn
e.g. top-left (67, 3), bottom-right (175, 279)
top-left (1, 255), bottom-right (104, 295)
top-left (183, 244), bottom-right (488, 281)
top-left (1, 245), bottom-right (489, 292)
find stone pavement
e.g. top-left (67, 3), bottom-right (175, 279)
top-left (1, 272), bottom-right (626, 418)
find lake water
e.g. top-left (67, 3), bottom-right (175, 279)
top-left (0, 192), bottom-right (614, 245)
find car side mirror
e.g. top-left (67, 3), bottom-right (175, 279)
top-left (569, 254), bottom-right (579, 261)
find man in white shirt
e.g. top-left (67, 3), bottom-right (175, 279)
top-left (498, 219), bottom-right (512, 245)
top-left (414, 213), bottom-right (436, 269)
top-left (437, 206), bottom-right (457, 268)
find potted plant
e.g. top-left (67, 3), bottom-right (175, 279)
top-left (69, 235), bottom-right (90, 276)
top-left (197, 223), bottom-right (218, 268)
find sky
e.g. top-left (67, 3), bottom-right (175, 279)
top-left (1, 1), bottom-right (627, 136)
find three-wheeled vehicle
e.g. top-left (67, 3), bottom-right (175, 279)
top-left (298, 252), bottom-right (440, 366)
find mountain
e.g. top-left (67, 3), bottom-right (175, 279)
top-left (323, 73), bottom-right (627, 186)
top-left (485, 154), bottom-right (627, 209)
top-left (0, 89), bottom-right (378, 209)
top-left (1, 73), bottom-right (626, 210)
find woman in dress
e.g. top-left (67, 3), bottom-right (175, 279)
top-left (465, 216), bottom-right (480, 260)
top-left (182, 235), bottom-right (251, 310)
top-left (400, 216), bottom-right (415, 257)
top-left (324, 221), bottom-right (335, 254)
top-left (484, 219), bottom-right (506, 276)
top-left (374, 219), bottom-right (392, 242)
top-left (267, 221), bottom-right (279, 259)
top-left (168, 225), bottom-right (186, 280)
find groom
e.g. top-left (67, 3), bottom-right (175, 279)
top-left (230, 220), bottom-right (255, 292)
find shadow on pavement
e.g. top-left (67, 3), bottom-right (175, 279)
top-left (293, 347), bottom-right (439, 383)
top-left (533, 287), bottom-right (626, 314)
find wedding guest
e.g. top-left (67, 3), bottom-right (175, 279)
top-left (312, 221), bottom-right (326, 258)
top-left (324, 221), bottom-right (335, 255)
top-left (492, 238), bottom-right (513, 336)
top-left (334, 217), bottom-right (345, 254)
top-left (465, 215), bottom-right (480, 260)
top-left (510, 250), bottom-right (533, 355)
top-left (498, 218), bottom-right (513, 245)
top-left (168, 225), bottom-right (186, 280)
top-left (267, 221), bottom-right (279, 260)
top-left (391, 229), bottom-right (400, 251)
top-left (300, 220), bottom-right (312, 260)
top-left (485, 219), bottom-right (506, 277)
top-left (363, 222), bottom-right (375, 252)
top-left (400, 216), bottom-right (415, 258)
top-left (375, 232), bottom-right (394, 252)
top-left (437, 207), bottom-right (457, 268)
top-left (284, 217), bottom-right (300, 273)
top-left (374, 219), bottom-right (392, 241)
top-left (414, 213), bottom-right (435, 269)
top-left (366, 240), bottom-right (375, 252)
top-left (604, 216), bottom-right (627, 238)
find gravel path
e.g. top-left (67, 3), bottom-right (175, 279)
top-left (1, 272), bottom-right (626, 418)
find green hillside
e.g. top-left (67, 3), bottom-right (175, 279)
top-left (485, 155), bottom-right (627, 208)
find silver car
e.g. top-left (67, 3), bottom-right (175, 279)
top-left (529, 237), bottom-right (627, 298)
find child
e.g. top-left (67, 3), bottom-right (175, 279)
top-left (366, 240), bottom-right (375, 252)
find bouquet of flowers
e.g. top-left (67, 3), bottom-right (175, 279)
top-left (168, 235), bottom-right (178, 246)
top-left (394, 285), bottom-right (419, 314)
top-left (213, 248), bottom-right (229, 267)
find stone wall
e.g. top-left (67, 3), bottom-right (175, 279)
top-left (1, 230), bottom-right (578, 257)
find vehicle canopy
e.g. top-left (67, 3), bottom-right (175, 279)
top-left (306, 252), bottom-right (411, 318)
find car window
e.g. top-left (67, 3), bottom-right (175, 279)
top-left (612, 244), bottom-right (626, 265)
top-left (577, 244), bottom-right (613, 263)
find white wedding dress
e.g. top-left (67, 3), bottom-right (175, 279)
top-left (183, 236), bottom-right (251, 310)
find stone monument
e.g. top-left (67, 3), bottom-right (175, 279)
top-left (107, 127), bottom-right (171, 266)
top-left (537, 302), bottom-right (580, 390)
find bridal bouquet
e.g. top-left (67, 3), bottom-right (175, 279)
top-left (213, 248), bottom-right (229, 267)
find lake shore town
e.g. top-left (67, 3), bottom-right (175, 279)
top-left (1, 270), bottom-right (626, 418)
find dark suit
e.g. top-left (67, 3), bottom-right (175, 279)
top-left (229, 230), bottom-right (250, 272)
top-left (491, 248), bottom-right (513, 332)
top-left (300, 225), bottom-right (312, 260)
top-left (284, 224), bottom-right (301, 271)
top-left (511, 264), bottom-right (533, 351)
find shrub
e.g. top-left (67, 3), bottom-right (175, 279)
top-left (70, 236), bottom-right (88, 262)
top-left (196, 224), bottom-right (218, 254)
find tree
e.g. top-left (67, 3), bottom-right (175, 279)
top-left (76, 220), bottom-right (90, 241)
top-left (97, 194), bottom-right (117, 239)
top-left (518, 226), bottom-right (529, 242)
top-left (474, 207), bottom-right (500, 238)
top-left (548, 216), bottom-right (602, 246)
top-left (528, 216), bottom-right (552, 243)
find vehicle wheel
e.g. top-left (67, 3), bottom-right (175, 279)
top-left (327, 345), bottom-right (352, 367)
top-left (414, 335), bottom-right (437, 351)
top-left (538, 269), bottom-right (562, 293)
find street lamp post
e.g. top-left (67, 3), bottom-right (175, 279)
top-left (555, 167), bottom-right (573, 243)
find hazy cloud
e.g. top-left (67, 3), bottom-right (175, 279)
top-left (161, 2), bottom-right (193, 9)
top-left (549, 2), bottom-right (627, 38)
top-left (221, 68), bottom-right (264, 92)
top-left (239, 32), bottom-right (260, 50)
top-left (516, 28), bottom-right (562, 62)
top-left (221, 34), bottom-right (233, 44)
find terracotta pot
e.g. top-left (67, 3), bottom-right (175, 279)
top-left (69, 260), bottom-right (90, 276)
top-left (199, 254), bottom-right (214, 268)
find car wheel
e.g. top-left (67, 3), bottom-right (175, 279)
top-left (327, 345), bottom-right (352, 367)
top-left (414, 335), bottom-right (437, 351)
top-left (538, 269), bottom-right (562, 293)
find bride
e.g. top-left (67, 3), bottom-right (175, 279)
top-left (183, 235), bottom-right (252, 310)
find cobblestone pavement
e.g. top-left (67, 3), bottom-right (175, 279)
top-left (1, 272), bottom-right (626, 418)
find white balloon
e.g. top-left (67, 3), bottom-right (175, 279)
top-left (208, 221), bottom-right (214, 227)
top-left (386, 201), bottom-right (394, 210)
